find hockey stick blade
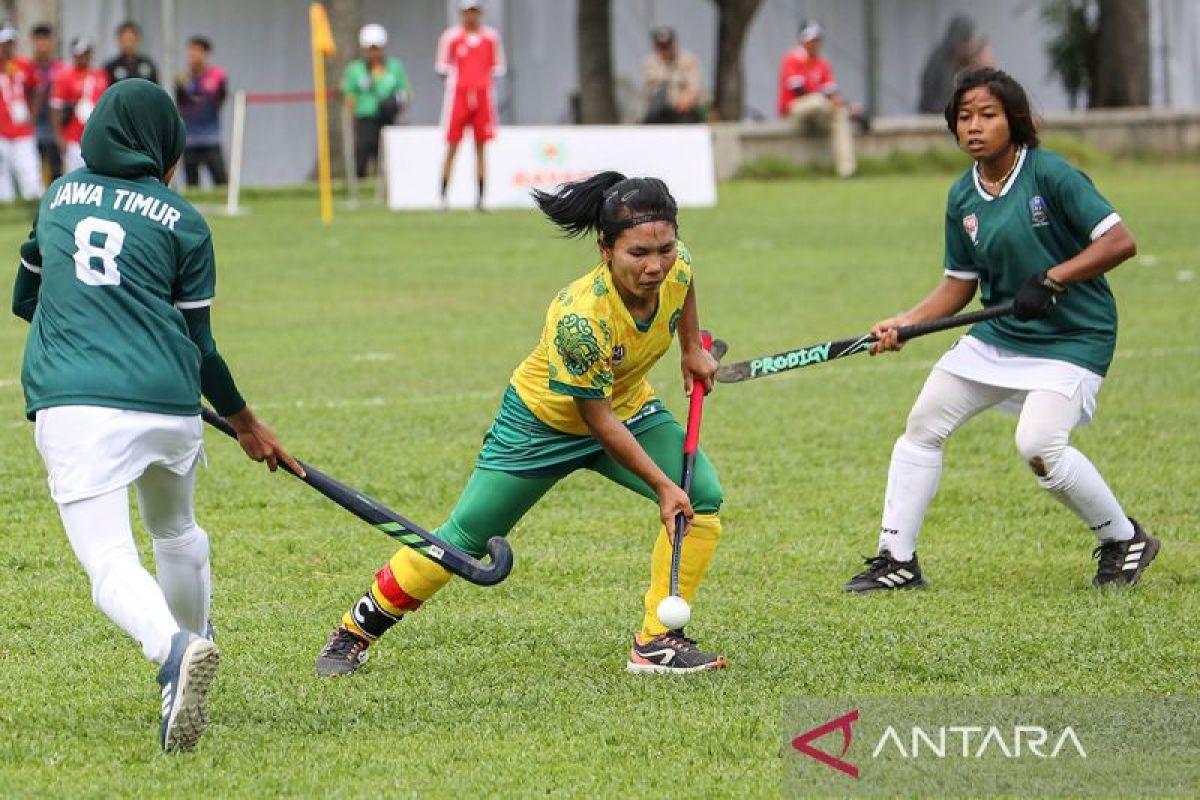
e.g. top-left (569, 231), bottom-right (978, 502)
top-left (200, 408), bottom-right (513, 586)
top-left (714, 303), bottom-right (1013, 383)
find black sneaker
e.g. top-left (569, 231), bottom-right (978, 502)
top-left (844, 549), bottom-right (927, 592)
top-left (626, 630), bottom-right (727, 674)
top-left (315, 627), bottom-right (370, 677)
top-left (1093, 518), bottom-right (1161, 588)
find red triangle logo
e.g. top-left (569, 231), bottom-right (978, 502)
top-left (791, 709), bottom-right (860, 778)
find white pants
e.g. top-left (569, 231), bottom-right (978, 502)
top-left (64, 141), bottom-right (84, 174)
top-left (0, 136), bottom-right (44, 200)
top-left (35, 406), bottom-right (211, 664)
top-left (787, 93), bottom-right (856, 177)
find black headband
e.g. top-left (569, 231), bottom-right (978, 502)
top-left (610, 213), bottom-right (676, 233)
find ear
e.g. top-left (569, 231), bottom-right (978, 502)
top-left (598, 236), bottom-right (612, 264)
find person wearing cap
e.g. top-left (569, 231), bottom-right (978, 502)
top-left (777, 20), bottom-right (856, 177)
top-left (435, 0), bottom-right (506, 211)
top-left (640, 26), bottom-right (704, 124)
top-left (0, 22), bottom-right (43, 200)
top-left (50, 36), bottom-right (109, 174)
top-left (174, 35), bottom-right (227, 188)
top-left (28, 23), bottom-right (64, 182)
top-left (342, 23), bottom-right (411, 178)
top-left (103, 20), bottom-right (159, 85)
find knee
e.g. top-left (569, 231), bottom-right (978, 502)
top-left (1014, 424), bottom-right (1067, 477)
top-left (690, 474), bottom-right (724, 516)
top-left (903, 405), bottom-right (949, 451)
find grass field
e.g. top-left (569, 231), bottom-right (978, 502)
top-left (1, 163), bottom-right (1197, 798)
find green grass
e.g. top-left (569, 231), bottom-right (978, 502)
top-left (1, 164), bottom-right (1198, 798)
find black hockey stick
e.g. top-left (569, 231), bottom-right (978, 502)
top-left (200, 407), bottom-right (513, 586)
top-left (715, 303), bottom-right (1014, 383)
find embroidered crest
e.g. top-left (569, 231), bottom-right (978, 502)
top-left (1029, 195), bottom-right (1049, 227)
top-left (962, 213), bottom-right (979, 245)
top-left (554, 314), bottom-right (605, 376)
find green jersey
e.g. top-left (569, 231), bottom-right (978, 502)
top-left (342, 57), bottom-right (411, 119)
top-left (944, 147), bottom-right (1121, 376)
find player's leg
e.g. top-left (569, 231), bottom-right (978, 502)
top-left (440, 92), bottom-right (468, 207)
top-left (317, 468), bottom-right (558, 676)
top-left (472, 91), bottom-right (497, 209)
top-left (63, 141), bottom-right (85, 173)
top-left (0, 138), bottom-right (16, 202)
top-left (589, 422), bottom-right (728, 673)
top-left (136, 460), bottom-right (211, 637)
top-left (353, 116), bottom-right (374, 178)
top-left (204, 145), bottom-right (227, 186)
top-left (13, 136), bottom-right (45, 199)
top-left (474, 139), bottom-right (486, 210)
top-left (846, 368), bottom-right (1012, 591)
top-left (1014, 389), bottom-right (1159, 587)
top-left (183, 147), bottom-right (201, 188)
top-left (830, 103), bottom-right (857, 177)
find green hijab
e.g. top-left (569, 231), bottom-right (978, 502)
top-left (81, 78), bottom-right (186, 180)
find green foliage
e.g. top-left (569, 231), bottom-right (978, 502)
top-left (1042, 0), bottom-right (1095, 109)
top-left (1, 167), bottom-right (1197, 795)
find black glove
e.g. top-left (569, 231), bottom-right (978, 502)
top-left (1013, 271), bottom-right (1067, 321)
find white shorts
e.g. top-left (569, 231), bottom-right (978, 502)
top-left (934, 335), bottom-right (1105, 423)
top-left (64, 141), bottom-right (84, 174)
top-left (34, 406), bottom-right (204, 504)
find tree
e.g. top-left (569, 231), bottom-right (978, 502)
top-left (576, 0), bottom-right (619, 123)
top-left (1090, 0), bottom-right (1149, 107)
top-left (711, 0), bottom-right (763, 121)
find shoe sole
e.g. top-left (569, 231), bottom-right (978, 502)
top-left (315, 651), bottom-right (368, 678)
top-left (626, 656), bottom-right (728, 674)
top-left (163, 638), bottom-right (220, 753)
top-left (1095, 535), bottom-right (1161, 588)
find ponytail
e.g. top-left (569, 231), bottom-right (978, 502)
top-left (532, 170), bottom-right (679, 246)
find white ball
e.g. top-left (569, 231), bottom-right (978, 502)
top-left (656, 595), bottom-right (691, 630)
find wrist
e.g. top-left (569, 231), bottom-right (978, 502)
top-left (226, 405), bottom-right (255, 433)
top-left (1042, 269), bottom-right (1069, 291)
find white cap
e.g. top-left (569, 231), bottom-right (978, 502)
top-left (799, 20), bottom-right (824, 43)
top-left (70, 35), bottom-right (94, 55)
top-left (0, 23), bottom-right (18, 43)
top-left (457, 0), bottom-right (482, 11)
top-left (358, 23), bottom-right (387, 48)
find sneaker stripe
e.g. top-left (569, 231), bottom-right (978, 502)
top-left (896, 569), bottom-right (915, 580)
top-left (877, 575), bottom-right (895, 586)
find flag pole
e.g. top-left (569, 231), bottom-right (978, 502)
top-left (310, 3), bottom-right (335, 225)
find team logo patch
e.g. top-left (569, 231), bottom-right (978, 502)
top-left (612, 344), bottom-right (626, 365)
top-left (962, 213), bottom-right (979, 245)
top-left (1029, 195), bottom-right (1050, 227)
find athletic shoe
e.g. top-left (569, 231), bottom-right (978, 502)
top-left (157, 631), bottom-right (220, 752)
top-left (844, 549), bottom-right (927, 592)
top-left (626, 630), bottom-right (727, 674)
top-left (315, 626), bottom-right (370, 677)
top-left (204, 621), bottom-right (216, 642)
top-left (1092, 518), bottom-right (1161, 588)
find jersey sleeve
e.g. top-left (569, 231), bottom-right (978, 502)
top-left (674, 242), bottom-right (695, 287)
top-left (1042, 155), bottom-right (1120, 242)
top-left (174, 233), bottom-right (216, 309)
top-left (943, 198), bottom-right (980, 280)
top-left (546, 305), bottom-right (615, 399)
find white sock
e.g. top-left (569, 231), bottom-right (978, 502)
top-left (59, 490), bottom-right (180, 664)
top-left (153, 528), bottom-right (212, 636)
top-left (1038, 446), bottom-right (1134, 542)
top-left (878, 435), bottom-right (943, 561)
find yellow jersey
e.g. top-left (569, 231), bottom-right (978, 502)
top-left (510, 245), bottom-right (695, 435)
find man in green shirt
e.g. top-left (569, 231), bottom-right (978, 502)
top-left (12, 78), bottom-right (299, 752)
top-left (843, 68), bottom-right (1159, 593)
top-left (342, 23), bottom-right (411, 178)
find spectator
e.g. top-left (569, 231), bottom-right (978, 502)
top-left (436, 0), bottom-right (505, 211)
top-left (640, 26), bottom-right (703, 124)
top-left (342, 23), bottom-right (411, 179)
top-left (174, 35), bottom-right (227, 188)
top-left (0, 22), bottom-right (42, 200)
top-left (28, 22), bottom-right (63, 182)
top-left (917, 14), bottom-right (993, 114)
top-left (777, 20), bottom-right (856, 178)
top-left (103, 20), bottom-right (159, 85)
top-left (50, 36), bottom-right (108, 174)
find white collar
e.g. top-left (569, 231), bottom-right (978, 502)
top-left (972, 146), bottom-right (1027, 202)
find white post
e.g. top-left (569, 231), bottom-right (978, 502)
top-left (225, 90), bottom-right (247, 216)
top-left (341, 105), bottom-right (358, 205)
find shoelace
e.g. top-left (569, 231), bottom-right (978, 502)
top-left (854, 554), bottom-right (891, 579)
top-left (322, 630), bottom-right (364, 659)
top-left (1091, 540), bottom-right (1127, 577)
top-left (660, 631), bottom-right (697, 651)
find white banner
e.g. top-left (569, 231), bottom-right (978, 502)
top-left (382, 125), bottom-right (716, 210)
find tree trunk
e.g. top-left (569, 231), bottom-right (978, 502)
top-left (323, 0), bottom-right (362, 178)
top-left (1090, 0), bottom-right (1150, 107)
top-left (576, 0), bottom-right (618, 123)
top-left (712, 0), bottom-right (763, 121)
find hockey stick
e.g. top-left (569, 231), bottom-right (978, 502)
top-left (715, 303), bottom-right (1015, 383)
top-left (669, 330), bottom-right (718, 599)
top-left (200, 407), bottom-right (513, 586)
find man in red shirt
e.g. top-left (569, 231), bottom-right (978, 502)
top-left (50, 36), bottom-right (109, 174)
top-left (0, 23), bottom-right (42, 200)
top-left (436, 0), bottom-right (506, 211)
top-left (777, 20), bottom-right (856, 177)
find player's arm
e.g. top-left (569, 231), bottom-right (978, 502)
top-left (12, 224), bottom-right (42, 322)
top-left (576, 397), bottom-right (692, 533)
top-left (1046, 222), bottom-right (1135, 285)
top-left (869, 276), bottom-right (977, 355)
top-left (675, 283), bottom-right (716, 396)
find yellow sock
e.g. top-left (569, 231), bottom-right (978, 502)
top-left (341, 547), bottom-right (454, 640)
top-left (640, 513), bottom-right (721, 640)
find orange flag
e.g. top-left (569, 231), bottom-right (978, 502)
top-left (310, 3), bottom-right (336, 57)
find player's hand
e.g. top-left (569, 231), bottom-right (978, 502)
top-left (869, 315), bottom-right (912, 355)
top-left (657, 482), bottom-right (694, 541)
top-left (681, 346), bottom-right (718, 397)
top-left (226, 406), bottom-right (305, 477)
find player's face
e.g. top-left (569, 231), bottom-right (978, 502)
top-left (461, 9), bottom-right (482, 28)
top-left (73, 50), bottom-right (92, 68)
top-left (187, 44), bottom-right (206, 70)
top-left (32, 34), bottom-right (52, 58)
top-left (956, 86), bottom-right (1011, 161)
top-left (118, 29), bottom-right (139, 54)
top-left (603, 222), bottom-right (678, 304)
